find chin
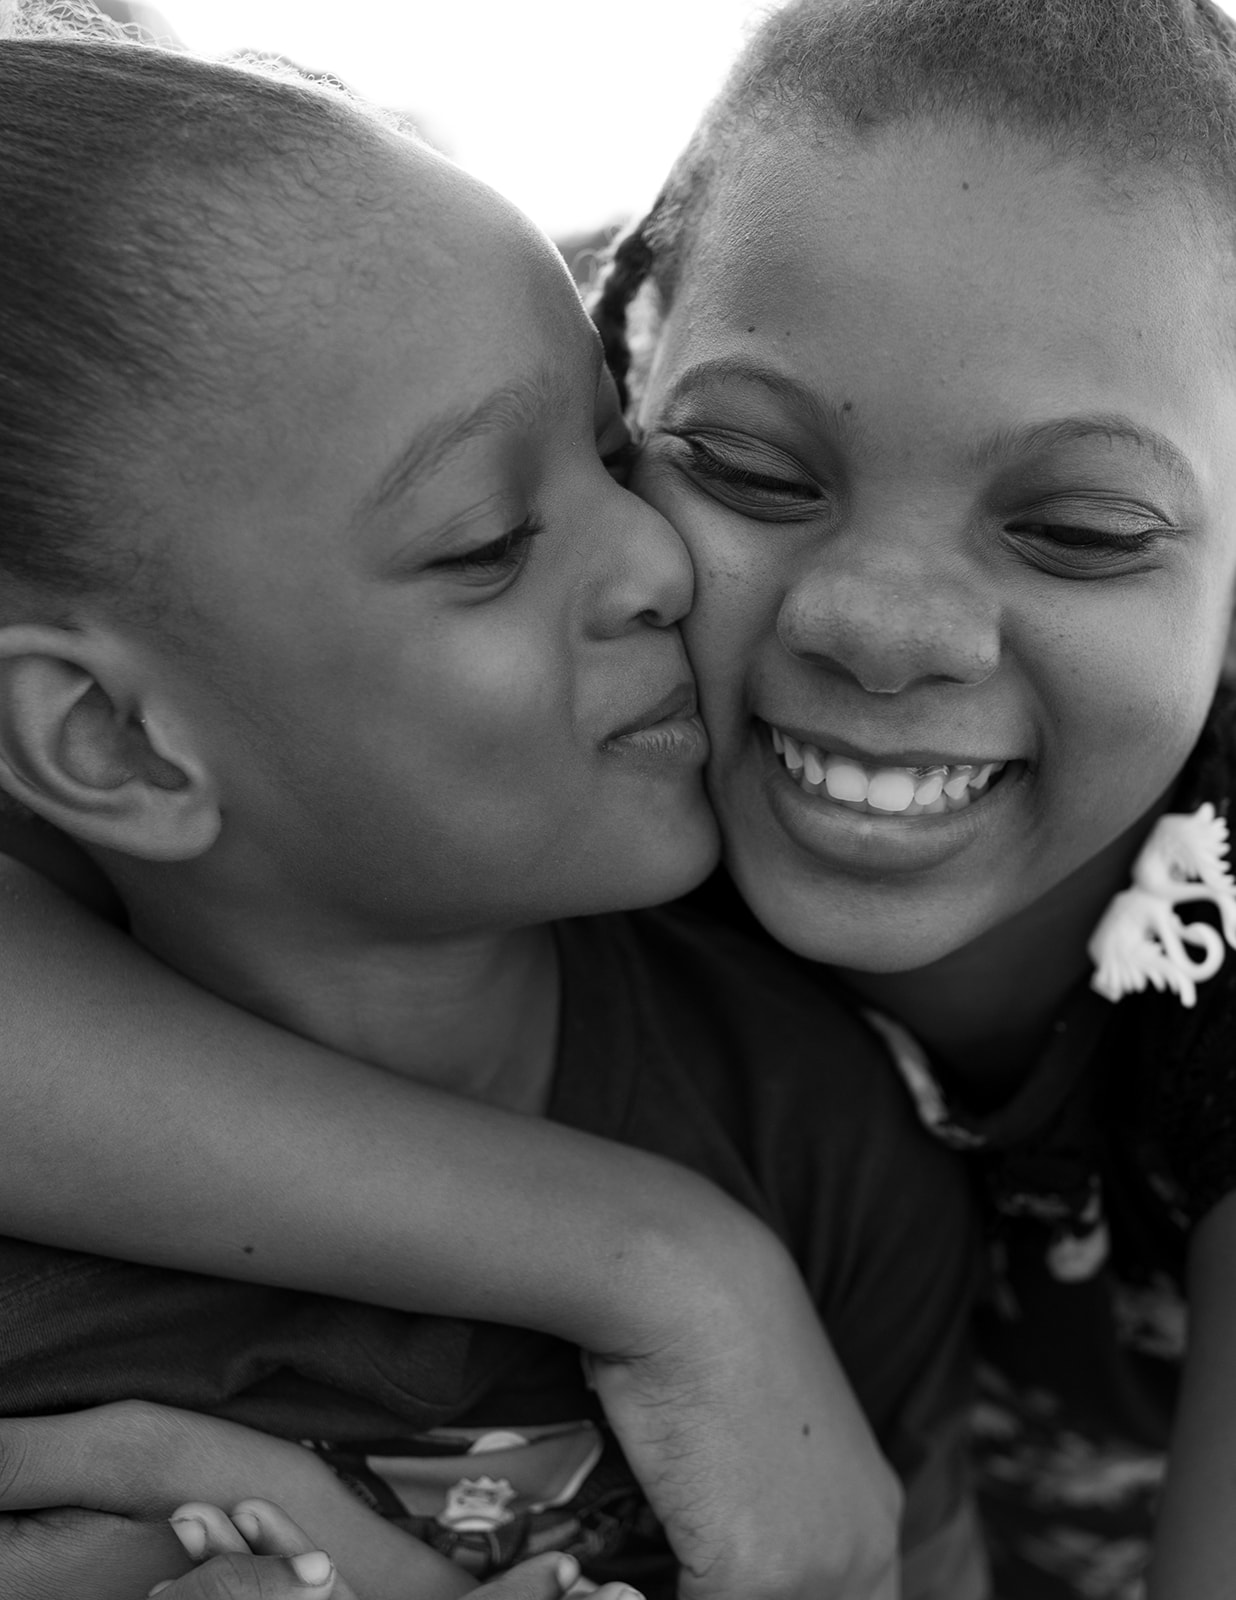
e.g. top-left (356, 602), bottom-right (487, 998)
top-left (591, 815), bottom-right (722, 917)
top-left (729, 860), bottom-right (993, 975)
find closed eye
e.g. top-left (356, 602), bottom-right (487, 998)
top-left (666, 433), bottom-right (826, 521)
top-left (431, 514), bottom-right (545, 582)
top-left (1003, 502), bottom-right (1173, 578)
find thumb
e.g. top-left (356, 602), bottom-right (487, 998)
top-left (147, 1550), bottom-right (337, 1600)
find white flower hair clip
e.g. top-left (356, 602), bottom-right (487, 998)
top-left (1089, 803), bottom-right (1236, 1008)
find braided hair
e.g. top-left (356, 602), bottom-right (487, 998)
top-left (591, 0), bottom-right (1236, 412)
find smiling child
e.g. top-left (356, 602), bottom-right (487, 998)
top-left (592, 0), bottom-right (1236, 1592)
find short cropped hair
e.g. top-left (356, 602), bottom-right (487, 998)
top-left (594, 0), bottom-right (1236, 406)
top-left (0, 8), bottom-right (388, 610)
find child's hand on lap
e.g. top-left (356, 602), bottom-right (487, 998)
top-left (158, 1499), bottom-right (645, 1600)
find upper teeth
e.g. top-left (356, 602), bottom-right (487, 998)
top-left (770, 726), bottom-right (1005, 815)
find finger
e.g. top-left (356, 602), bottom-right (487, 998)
top-left (146, 1549), bottom-right (337, 1599)
top-left (470, 1553), bottom-right (646, 1600)
top-left (227, 1499), bottom-right (317, 1558)
top-left (168, 1503), bottom-right (251, 1562)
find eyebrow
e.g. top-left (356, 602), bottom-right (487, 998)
top-left (356, 365), bottom-right (570, 526)
top-left (663, 359), bottom-right (1196, 491)
top-left (661, 356), bottom-right (855, 436)
top-left (970, 414), bottom-right (1197, 490)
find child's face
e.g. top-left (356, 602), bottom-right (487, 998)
top-left (127, 138), bottom-right (717, 935)
top-left (635, 120), bottom-right (1236, 971)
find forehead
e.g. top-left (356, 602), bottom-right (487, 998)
top-left (119, 137), bottom-right (595, 632)
top-left (153, 138), bottom-right (588, 495)
top-left (655, 121), bottom-right (1234, 453)
top-left (212, 137), bottom-right (585, 401)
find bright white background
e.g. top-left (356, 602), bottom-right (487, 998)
top-left (141, 0), bottom-right (771, 238)
top-left (142, 0), bottom-right (1236, 239)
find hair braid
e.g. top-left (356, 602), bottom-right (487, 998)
top-left (590, 221), bottom-right (655, 412)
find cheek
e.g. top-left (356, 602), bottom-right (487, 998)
top-left (1021, 568), bottom-right (1225, 819)
top-left (429, 631), bottom-right (569, 742)
top-left (657, 498), bottom-right (786, 695)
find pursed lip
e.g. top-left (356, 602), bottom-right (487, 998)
top-left (605, 682), bottom-right (699, 743)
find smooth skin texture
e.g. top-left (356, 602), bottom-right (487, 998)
top-left (632, 116), bottom-right (1236, 1596)
top-left (0, 124), bottom-right (899, 1600)
top-left (636, 119), bottom-right (1236, 1083)
top-left (0, 135), bottom-right (717, 1102)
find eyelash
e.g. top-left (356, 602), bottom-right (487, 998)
top-left (1004, 520), bottom-right (1165, 576)
top-left (425, 422), bottom-right (632, 585)
top-left (680, 435), bottom-right (1168, 574)
top-left (438, 514), bottom-right (545, 581)
top-left (676, 436), bottom-right (823, 512)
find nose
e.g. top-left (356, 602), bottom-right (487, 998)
top-left (589, 486), bottom-right (694, 636)
top-left (778, 529), bottom-right (1000, 694)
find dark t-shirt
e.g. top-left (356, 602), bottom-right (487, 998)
top-left (0, 904), bottom-right (979, 1594)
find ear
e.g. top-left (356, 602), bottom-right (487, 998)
top-left (0, 624), bottom-right (221, 861)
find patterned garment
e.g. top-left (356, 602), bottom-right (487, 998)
top-left (308, 1421), bottom-right (662, 1581)
top-left (861, 690), bottom-right (1236, 1598)
top-left (868, 937), bottom-right (1210, 1598)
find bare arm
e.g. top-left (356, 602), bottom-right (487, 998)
top-left (1147, 1188), bottom-right (1236, 1598)
top-left (0, 1407), bottom-right (637, 1600)
top-left (0, 827), bottom-right (900, 1599)
top-left (0, 1403), bottom-right (471, 1600)
top-left (0, 842), bottom-right (680, 1339)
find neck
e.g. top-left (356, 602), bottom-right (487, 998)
top-left (117, 868), bottom-right (562, 1114)
top-left (840, 816), bottom-right (1156, 1108)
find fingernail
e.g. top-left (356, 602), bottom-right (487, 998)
top-left (170, 1516), bottom-right (207, 1559)
top-left (232, 1509), bottom-right (262, 1543)
top-left (147, 1585), bottom-right (173, 1598)
top-left (291, 1550), bottom-right (334, 1585)
top-left (555, 1554), bottom-right (581, 1590)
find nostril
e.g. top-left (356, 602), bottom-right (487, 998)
top-left (778, 591), bottom-right (999, 692)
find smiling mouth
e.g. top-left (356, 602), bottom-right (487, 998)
top-left (769, 724), bottom-right (1012, 816)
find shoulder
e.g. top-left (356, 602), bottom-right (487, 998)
top-left (615, 897), bottom-right (900, 1092)
top-left (562, 899), bottom-right (954, 1195)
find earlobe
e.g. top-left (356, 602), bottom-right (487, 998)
top-left (0, 626), bottom-right (220, 861)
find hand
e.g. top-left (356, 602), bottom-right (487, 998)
top-left (585, 1208), bottom-right (901, 1600)
top-left (0, 1404), bottom-right (469, 1600)
top-left (155, 1498), bottom-right (646, 1600)
top-left (0, 1410), bottom-right (189, 1600)
top-left (151, 1500), bottom-right (354, 1599)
